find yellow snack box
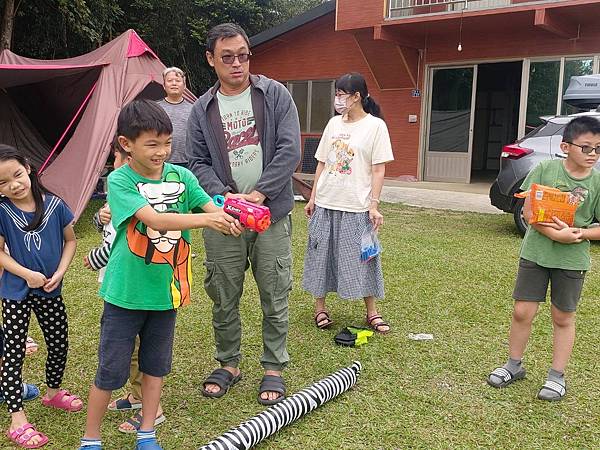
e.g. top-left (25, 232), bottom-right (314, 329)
top-left (514, 183), bottom-right (580, 226)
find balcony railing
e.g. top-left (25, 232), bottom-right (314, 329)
top-left (388, 0), bottom-right (564, 18)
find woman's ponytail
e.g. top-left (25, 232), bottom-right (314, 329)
top-left (336, 72), bottom-right (384, 120)
top-left (362, 95), bottom-right (383, 120)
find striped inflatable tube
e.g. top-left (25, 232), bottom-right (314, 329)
top-left (199, 361), bottom-right (362, 450)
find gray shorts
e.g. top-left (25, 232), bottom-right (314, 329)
top-left (95, 302), bottom-right (177, 391)
top-left (512, 258), bottom-right (586, 312)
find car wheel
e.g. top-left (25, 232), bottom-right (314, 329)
top-left (513, 198), bottom-right (528, 237)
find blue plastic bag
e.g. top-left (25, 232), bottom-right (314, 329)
top-left (360, 228), bottom-right (381, 263)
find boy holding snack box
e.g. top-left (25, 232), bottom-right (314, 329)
top-left (487, 116), bottom-right (600, 401)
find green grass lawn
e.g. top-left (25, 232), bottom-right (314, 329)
top-left (6, 200), bottom-right (600, 449)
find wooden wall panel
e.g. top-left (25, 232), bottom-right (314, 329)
top-left (336, 0), bottom-right (386, 31)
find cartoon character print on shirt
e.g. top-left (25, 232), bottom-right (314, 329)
top-left (326, 138), bottom-right (355, 175)
top-left (126, 171), bottom-right (192, 309)
top-left (569, 186), bottom-right (588, 205)
top-left (555, 181), bottom-right (589, 207)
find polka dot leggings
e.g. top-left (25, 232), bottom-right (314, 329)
top-left (1, 294), bottom-right (68, 413)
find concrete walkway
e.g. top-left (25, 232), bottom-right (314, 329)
top-left (380, 180), bottom-right (503, 214)
top-left (294, 174), bottom-right (504, 214)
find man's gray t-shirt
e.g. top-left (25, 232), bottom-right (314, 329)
top-left (216, 87), bottom-right (263, 194)
top-left (156, 98), bottom-right (193, 164)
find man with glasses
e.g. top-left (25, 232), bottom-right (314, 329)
top-left (186, 23), bottom-right (300, 405)
top-left (487, 116), bottom-right (600, 402)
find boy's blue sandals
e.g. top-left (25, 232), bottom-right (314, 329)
top-left (79, 438), bottom-right (102, 450)
top-left (136, 430), bottom-right (162, 450)
top-left (0, 382), bottom-right (40, 403)
top-left (487, 366), bottom-right (526, 388)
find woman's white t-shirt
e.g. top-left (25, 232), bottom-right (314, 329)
top-left (314, 113), bottom-right (393, 212)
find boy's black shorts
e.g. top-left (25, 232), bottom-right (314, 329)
top-left (513, 258), bottom-right (586, 312)
top-left (95, 301), bottom-right (177, 391)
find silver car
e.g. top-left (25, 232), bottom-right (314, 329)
top-left (489, 111), bottom-right (600, 235)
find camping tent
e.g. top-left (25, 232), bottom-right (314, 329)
top-left (0, 29), bottom-right (196, 220)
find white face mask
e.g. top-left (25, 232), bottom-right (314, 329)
top-left (334, 94), bottom-right (353, 115)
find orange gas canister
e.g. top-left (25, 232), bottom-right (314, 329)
top-left (514, 183), bottom-right (580, 226)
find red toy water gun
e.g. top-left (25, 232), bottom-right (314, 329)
top-left (214, 195), bottom-right (271, 233)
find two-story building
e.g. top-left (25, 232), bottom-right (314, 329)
top-left (250, 0), bottom-right (600, 182)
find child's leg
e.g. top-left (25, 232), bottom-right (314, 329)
top-left (488, 300), bottom-right (539, 388)
top-left (83, 302), bottom-right (142, 443)
top-left (536, 306), bottom-right (576, 401)
top-left (129, 336), bottom-right (144, 401)
top-left (536, 270), bottom-right (581, 402)
top-left (2, 299), bottom-right (32, 415)
top-left (32, 295), bottom-right (80, 405)
top-left (109, 336), bottom-right (144, 411)
top-left (508, 300), bottom-right (540, 360)
top-left (139, 374), bottom-right (163, 431)
top-left (136, 309), bottom-right (176, 440)
top-left (117, 336), bottom-right (165, 433)
top-left (84, 386), bottom-right (112, 439)
top-left (550, 305), bottom-right (576, 373)
top-left (1, 298), bottom-right (47, 447)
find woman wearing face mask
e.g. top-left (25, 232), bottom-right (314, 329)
top-left (303, 72), bottom-right (394, 333)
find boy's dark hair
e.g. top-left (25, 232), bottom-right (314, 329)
top-left (206, 23), bottom-right (250, 53)
top-left (110, 134), bottom-right (128, 158)
top-left (335, 72), bottom-right (384, 120)
top-left (0, 144), bottom-right (51, 231)
top-left (562, 116), bottom-right (600, 143)
top-left (117, 99), bottom-right (173, 141)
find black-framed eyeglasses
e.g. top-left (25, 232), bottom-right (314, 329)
top-left (220, 53), bottom-right (251, 64)
top-left (565, 141), bottom-right (600, 154)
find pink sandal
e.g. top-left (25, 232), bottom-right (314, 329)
top-left (41, 389), bottom-right (83, 412)
top-left (6, 423), bottom-right (49, 448)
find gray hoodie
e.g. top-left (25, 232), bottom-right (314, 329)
top-left (186, 74), bottom-right (301, 223)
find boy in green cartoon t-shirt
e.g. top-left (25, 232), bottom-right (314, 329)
top-left (79, 100), bottom-right (242, 450)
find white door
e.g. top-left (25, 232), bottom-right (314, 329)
top-left (424, 66), bottom-right (477, 182)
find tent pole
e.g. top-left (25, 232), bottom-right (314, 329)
top-left (39, 80), bottom-right (98, 174)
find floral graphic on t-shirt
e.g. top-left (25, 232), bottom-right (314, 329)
top-left (326, 139), bottom-right (355, 175)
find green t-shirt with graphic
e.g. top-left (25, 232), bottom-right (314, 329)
top-left (520, 159), bottom-right (600, 271)
top-left (100, 163), bottom-right (211, 310)
top-left (217, 86), bottom-right (263, 194)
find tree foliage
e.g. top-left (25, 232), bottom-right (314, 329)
top-left (0, 0), bottom-right (323, 92)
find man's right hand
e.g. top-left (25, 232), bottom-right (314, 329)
top-left (25, 270), bottom-right (47, 288)
top-left (98, 204), bottom-right (112, 225)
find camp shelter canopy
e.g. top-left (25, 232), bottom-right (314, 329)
top-left (0, 29), bottom-right (196, 220)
